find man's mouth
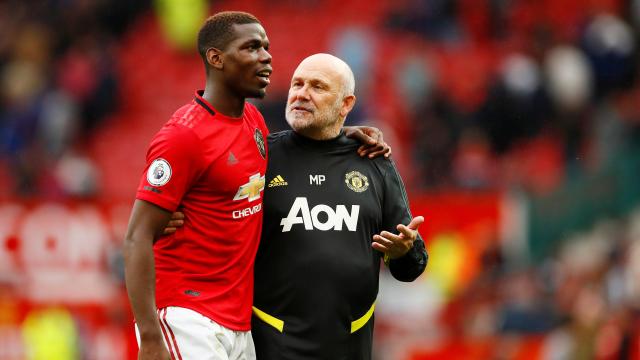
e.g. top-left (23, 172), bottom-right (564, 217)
top-left (290, 105), bottom-right (312, 113)
top-left (256, 69), bottom-right (272, 85)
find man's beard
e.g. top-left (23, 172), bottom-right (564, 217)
top-left (288, 99), bottom-right (342, 134)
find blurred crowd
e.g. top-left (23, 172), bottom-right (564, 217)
top-left (326, 0), bottom-right (640, 193)
top-left (0, 0), bottom-right (148, 198)
top-left (414, 2), bottom-right (639, 193)
top-left (2, 0), bottom-right (639, 197)
top-left (374, 209), bottom-right (640, 359)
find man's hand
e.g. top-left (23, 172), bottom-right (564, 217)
top-left (343, 126), bottom-right (392, 158)
top-left (372, 216), bottom-right (424, 259)
top-left (163, 212), bottom-right (185, 235)
top-left (138, 338), bottom-right (171, 360)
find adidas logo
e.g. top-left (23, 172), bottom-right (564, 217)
top-left (268, 175), bottom-right (288, 187)
top-left (227, 152), bottom-right (238, 165)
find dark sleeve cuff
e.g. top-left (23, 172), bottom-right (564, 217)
top-left (389, 240), bottom-right (428, 282)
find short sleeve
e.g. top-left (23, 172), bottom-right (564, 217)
top-left (135, 125), bottom-right (205, 212)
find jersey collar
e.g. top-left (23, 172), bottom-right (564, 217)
top-left (194, 90), bottom-right (247, 121)
top-left (194, 90), bottom-right (216, 116)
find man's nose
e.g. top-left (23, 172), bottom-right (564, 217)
top-left (259, 48), bottom-right (272, 63)
top-left (292, 85), bottom-right (310, 100)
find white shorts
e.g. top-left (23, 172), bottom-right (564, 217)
top-left (135, 307), bottom-right (256, 360)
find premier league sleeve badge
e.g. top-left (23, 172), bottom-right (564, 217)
top-left (147, 158), bottom-right (172, 186)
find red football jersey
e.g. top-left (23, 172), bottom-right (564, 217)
top-left (136, 91), bottom-right (268, 330)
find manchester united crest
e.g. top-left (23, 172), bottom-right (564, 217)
top-left (254, 129), bottom-right (266, 159)
top-left (345, 171), bottom-right (369, 193)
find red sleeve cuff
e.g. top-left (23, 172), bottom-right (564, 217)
top-left (136, 190), bottom-right (179, 212)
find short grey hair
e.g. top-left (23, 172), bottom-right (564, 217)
top-left (333, 57), bottom-right (355, 97)
top-left (343, 67), bottom-right (355, 96)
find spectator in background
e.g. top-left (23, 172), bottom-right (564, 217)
top-left (385, 0), bottom-right (464, 43)
top-left (477, 53), bottom-right (549, 156)
top-left (0, 0), bottom-right (135, 198)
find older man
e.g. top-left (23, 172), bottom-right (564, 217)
top-left (251, 54), bottom-right (427, 359)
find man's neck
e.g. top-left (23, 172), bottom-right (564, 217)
top-left (298, 125), bottom-right (342, 141)
top-left (202, 80), bottom-right (245, 118)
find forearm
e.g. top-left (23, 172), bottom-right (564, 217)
top-left (124, 235), bottom-right (163, 341)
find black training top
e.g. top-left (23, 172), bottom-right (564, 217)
top-left (252, 130), bottom-right (428, 360)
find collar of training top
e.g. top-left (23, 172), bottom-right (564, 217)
top-left (290, 129), bottom-right (358, 150)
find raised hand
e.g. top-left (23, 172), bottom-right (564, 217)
top-left (372, 216), bottom-right (424, 259)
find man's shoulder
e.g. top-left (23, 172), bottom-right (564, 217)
top-left (244, 102), bottom-right (265, 122)
top-left (151, 103), bottom-right (199, 145)
top-left (150, 116), bottom-right (201, 150)
top-left (167, 101), bottom-right (210, 130)
top-left (369, 156), bottom-right (397, 178)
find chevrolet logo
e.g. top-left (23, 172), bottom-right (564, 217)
top-left (233, 173), bottom-right (265, 202)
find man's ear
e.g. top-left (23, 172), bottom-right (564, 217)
top-left (340, 95), bottom-right (356, 118)
top-left (207, 48), bottom-right (223, 70)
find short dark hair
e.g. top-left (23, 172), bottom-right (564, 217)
top-left (197, 11), bottom-right (261, 65)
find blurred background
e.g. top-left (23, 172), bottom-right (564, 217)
top-left (1, 0), bottom-right (640, 359)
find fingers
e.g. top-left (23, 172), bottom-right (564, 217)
top-left (367, 144), bottom-right (390, 159)
top-left (358, 144), bottom-right (390, 158)
top-left (357, 144), bottom-right (381, 157)
top-left (383, 231), bottom-right (405, 241)
top-left (367, 145), bottom-right (385, 158)
top-left (357, 125), bottom-right (381, 144)
top-left (366, 133), bottom-right (378, 145)
top-left (365, 127), bottom-right (382, 144)
top-left (347, 128), bottom-right (377, 146)
top-left (396, 217), bottom-right (424, 240)
top-left (373, 234), bottom-right (395, 247)
top-left (372, 242), bottom-right (389, 253)
top-left (171, 212), bottom-right (185, 220)
top-left (372, 231), bottom-right (412, 258)
top-left (357, 144), bottom-right (368, 157)
top-left (397, 225), bottom-right (416, 239)
top-left (167, 219), bottom-right (184, 228)
top-left (162, 214), bottom-right (185, 235)
top-left (372, 234), bottom-right (393, 254)
top-left (405, 216), bottom-right (425, 231)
